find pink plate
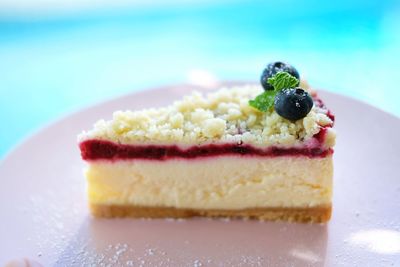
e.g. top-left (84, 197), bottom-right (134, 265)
top-left (1, 83), bottom-right (400, 266)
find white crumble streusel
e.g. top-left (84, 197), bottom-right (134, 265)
top-left (79, 85), bottom-right (335, 147)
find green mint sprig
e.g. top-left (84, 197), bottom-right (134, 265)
top-left (249, 72), bottom-right (299, 112)
top-left (248, 90), bottom-right (276, 112)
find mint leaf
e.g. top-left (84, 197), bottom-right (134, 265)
top-left (248, 71), bottom-right (299, 112)
top-left (249, 90), bottom-right (276, 112)
top-left (267, 71), bottom-right (299, 91)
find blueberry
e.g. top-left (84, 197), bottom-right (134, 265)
top-left (260, 61), bottom-right (300, 90)
top-left (274, 88), bottom-right (313, 121)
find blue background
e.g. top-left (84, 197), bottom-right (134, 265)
top-left (1, 0), bottom-right (399, 158)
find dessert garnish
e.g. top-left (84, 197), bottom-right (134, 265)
top-left (274, 87), bottom-right (313, 121)
top-left (260, 61), bottom-right (300, 91)
top-left (249, 61), bottom-right (313, 121)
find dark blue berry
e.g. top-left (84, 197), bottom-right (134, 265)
top-left (274, 88), bottom-right (313, 121)
top-left (261, 61), bottom-right (300, 90)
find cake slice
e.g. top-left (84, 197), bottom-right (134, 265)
top-left (78, 63), bottom-right (335, 223)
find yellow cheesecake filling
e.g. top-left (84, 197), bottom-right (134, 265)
top-left (87, 156), bottom-right (333, 210)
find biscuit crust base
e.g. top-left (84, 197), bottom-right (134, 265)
top-left (90, 204), bottom-right (332, 223)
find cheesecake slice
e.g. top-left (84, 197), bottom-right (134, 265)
top-left (79, 84), bottom-right (335, 223)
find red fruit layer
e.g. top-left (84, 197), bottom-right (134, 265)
top-left (80, 138), bottom-right (332, 161)
top-left (313, 95), bottom-right (335, 122)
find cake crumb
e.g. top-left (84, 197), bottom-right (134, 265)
top-left (79, 85), bottom-right (334, 148)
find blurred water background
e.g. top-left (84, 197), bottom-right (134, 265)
top-left (0, 0), bottom-right (399, 157)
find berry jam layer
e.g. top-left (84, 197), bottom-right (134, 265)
top-left (80, 135), bottom-right (332, 161)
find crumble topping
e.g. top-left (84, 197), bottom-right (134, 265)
top-left (79, 85), bottom-right (335, 147)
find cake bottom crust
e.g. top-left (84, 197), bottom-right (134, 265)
top-left (90, 204), bottom-right (332, 223)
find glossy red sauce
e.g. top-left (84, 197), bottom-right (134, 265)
top-left (80, 139), bottom-right (333, 161)
top-left (326, 110), bottom-right (335, 122)
top-left (314, 95), bottom-right (335, 123)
